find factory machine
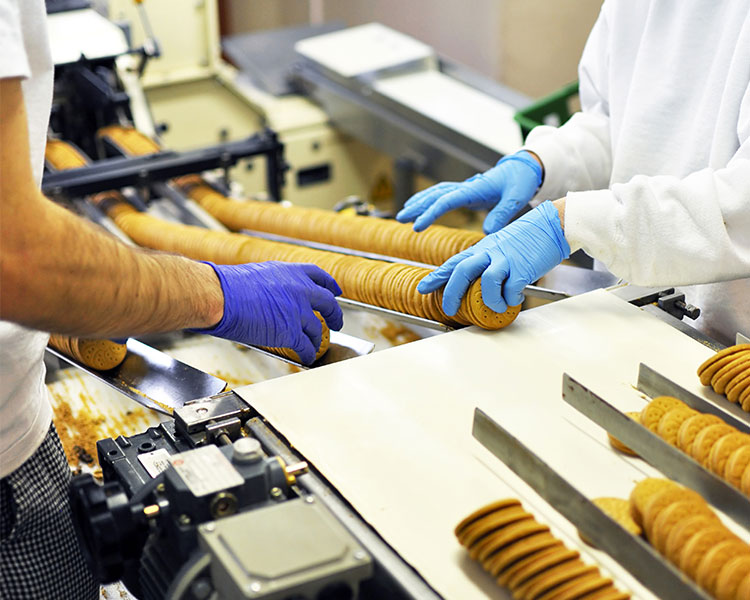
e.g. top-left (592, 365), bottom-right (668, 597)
top-left (40, 3), bottom-right (750, 600)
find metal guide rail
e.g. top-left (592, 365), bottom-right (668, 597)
top-left (562, 373), bottom-right (750, 529)
top-left (472, 408), bottom-right (713, 600)
top-left (42, 129), bottom-right (285, 200)
top-left (46, 338), bottom-right (227, 414)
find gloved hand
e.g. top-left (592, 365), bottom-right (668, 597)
top-left (194, 261), bottom-right (343, 365)
top-left (396, 150), bottom-right (543, 234)
top-left (417, 201), bottom-right (569, 315)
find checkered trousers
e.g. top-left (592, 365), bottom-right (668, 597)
top-left (0, 424), bottom-right (99, 599)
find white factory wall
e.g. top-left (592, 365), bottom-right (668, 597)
top-left (221, 0), bottom-right (603, 99)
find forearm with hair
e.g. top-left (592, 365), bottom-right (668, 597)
top-left (0, 190), bottom-right (224, 337)
top-left (1, 76), bottom-right (223, 337)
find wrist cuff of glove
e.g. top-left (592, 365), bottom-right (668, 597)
top-left (497, 151), bottom-right (544, 189)
top-left (537, 201), bottom-right (571, 260)
top-left (189, 261), bottom-right (229, 336)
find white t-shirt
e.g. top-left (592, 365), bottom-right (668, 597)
top-left (525, 0), bottom-right (750, 345)
top-left (0, 0), bottom-right (54, 477)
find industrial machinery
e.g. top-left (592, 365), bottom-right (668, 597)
top-left (38, 4), bottom-right (748, 600)
top-left (71, 392), bottom-right (373, 600)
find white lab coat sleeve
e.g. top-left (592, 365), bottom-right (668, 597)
top-left (0, 0), bottom-right (31, 79)
top-left (523, 4), bottom-right (613, 203)
top-left (565, 102), bottom-right (750, 286)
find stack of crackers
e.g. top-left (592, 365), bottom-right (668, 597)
top-left (633, 396), bottom-right (750, 496)
top-left (263, 312), bottom-right (330, 363)
top-left (98, 198), bottom-right (520, 330)
top-left (98, 126), bottom-right (486, 267)
top-left (48, 334), bottom-right (127, 371)
top-left (698, 344), bottom-right (750, 412)
top-left (629, 477), bottom-right (750, 599)
top-left (455, 499), bottom-right (630, 599)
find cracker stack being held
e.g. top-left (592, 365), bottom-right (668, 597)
top-left (629, 477), bottom-right (750, 599)
top-left (48, 334), bottom-right (127, 371)
top-left (455, 499), bottom-right (630, 599)
top-left (698, 344), bottom-right (750, 411)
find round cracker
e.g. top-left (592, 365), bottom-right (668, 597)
top-left (454, 498), bottom-right (522, 538)
top-left (629, 478), bottom-right (680, 527)
top-left (664, 515), bottom-right (721, 565)
top-left (697, 344), bottom-right (750, 379)
top-left (650, 499), bottom-right (717, 554)
top-left (690, 423), bottom-right (735, 466)
top-left (475, 519), bottom-right (550, 561)
top-left (489, 534), bottom-right (563, 581)
top-left (677, 414), bottom-right (724, 453)
top-left (460, 508), bottom-right (533, 548)
top-left (494, 544), bottom-right (574, 583)
top-left (712, 355), bottom-right (750, 395)
top-left (678, 526), bottom-right (738, 579)
top-left (709, 432), bottom-right (750, 477)
top-left (640, 396), bottom-right (685, 432)
top-left (695, 539), bottom-right (750, 596)
top-left (725, 445), bottom-right (750, 489)
top-left (608, 412), bottom-right (642, 456)
top-left (715, 555), bottom-right (750, 600)
top-left (642, 486), bottom-right (705, 536)
top-left (656, 406), bottom-right (697, 447)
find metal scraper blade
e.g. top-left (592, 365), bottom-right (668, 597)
top-left (46, 338), bottom-right (227, 415)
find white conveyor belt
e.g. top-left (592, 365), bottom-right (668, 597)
top-left (236, 289), bottom-right (744, 599)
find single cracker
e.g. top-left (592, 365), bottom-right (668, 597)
top-left (650, 499), bottom-right (717, 554)
top-left (459, 507), bottom-right (532, 548)
top-left (709, 432), bottom-right (750, 477)
top-left (454, 498), bottom-right (522, 538)
top-left (697, 344), bottom-right (750, 380)
top-left (726, 369), bottom-right (750, 403)
top-left (700, 352), bottom-right (750, 386)
top-left (494, 545), bottom-right (575, 584)
top-left (608, 412), bottom-right (642, 456)
top-left (712, 354), bottom-right (750, 395)
top-left (695, 539), bottom-right (750, 596)
top-left (742, 462), bottom-right (750, 495)
top-left (664, 515), bottom-right (721, 565)
top-left (640, 396), bottom-right (686, 432)
top-left (505, 548), bottom-right (580, 590)
top-left (537, 573), bottom-right (613, 600)
top-left (490, 534), bottom-right (563, 582)
top-left (738, 574), bottom-right (750, 600)
top-left (656, 406), bottom-right (697, 447)
top-left (629, 478), bottom-right (680, 527)
top-left (576, 589), bottom-right (630, 600)
top-left (517, 563), bottom-right (599, 600)
top-left (690, 423), bottom-right (735, 467)
top-left (642, 486), bottom-right (705, 536)
top-left (725, 445), bottom-right (750, 489)
top-left (677, 413), bottom-right (724, 453)
top-left (715, 555), bottom-right (750, 600)
top-left (474, 519), bottom-right (550, 561)
top-left (581, 498), bottom-right (641, 546)
top-left (678, 526), bottom-right (738, 580)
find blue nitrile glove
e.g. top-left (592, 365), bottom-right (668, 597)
top-left (395, 150), bottom-right (543, 234)
top-left (417, 201), bottom-right (569, 315)
top-left (194, 261), bottom-right (343, 365)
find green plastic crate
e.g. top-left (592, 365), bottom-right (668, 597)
top-left (514, 81), bottom-right (579, 140)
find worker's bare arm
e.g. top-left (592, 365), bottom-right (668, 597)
top-left (0, 77), bottom-right (224, 337)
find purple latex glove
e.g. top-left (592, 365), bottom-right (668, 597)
top-left (418, 201), bottom-right (570, 315)
top-left (396, 150), bottom-right (543, 234)
top-left (194, 261), bottom-right (343, 365)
